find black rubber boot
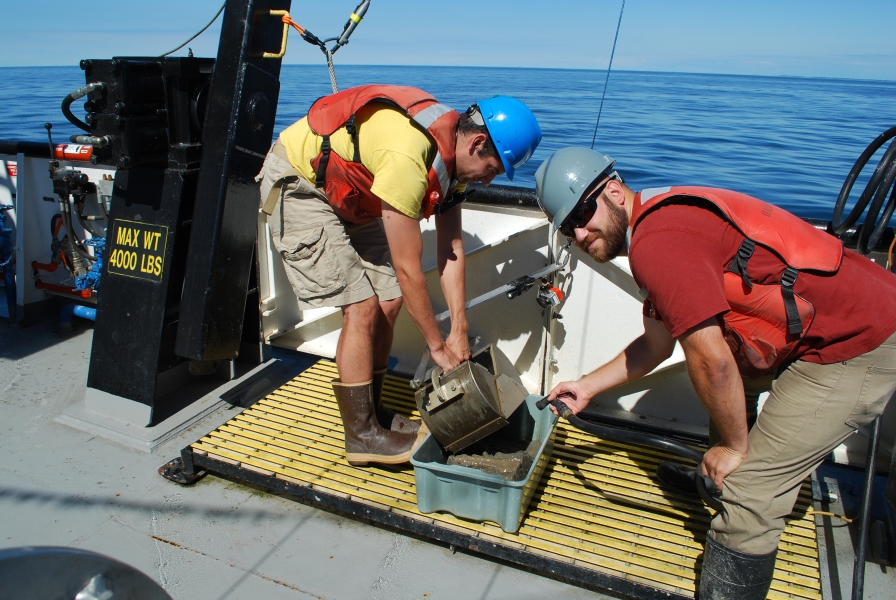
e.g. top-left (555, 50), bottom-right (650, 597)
top-left (372, 368), bottom-right (421, 434)
top-left (656, 461), bottom-right (699, 496)
top-left (331, 378), bottom-right (427, 466)
top-left (698, 535), bottom-right (777, 600)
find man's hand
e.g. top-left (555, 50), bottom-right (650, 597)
top-left (445, 330), bottom-right (471, 363)
top-left (679, 316), bottom-right (749, 492)
top-left (701, 444), bottom-right (747, 491)
top-left (546, 380), bottom-right (594, 416)
top-left (431, 343), bottom-right (463, 373)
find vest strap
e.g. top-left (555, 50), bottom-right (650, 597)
top-left (728, 238), bottom-right (755, 289)
top-left (780, 267), bottom-right (802, 336)
top-left (345, 116), bottom-right (360, 163)
top-left (435, 188), bottom-right (470, 215)
top-left (316, 135), bottom-right (331, 189)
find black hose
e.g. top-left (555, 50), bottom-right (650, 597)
top-left (61, 94), bottom-right (90, 133)
top-left (75, 206), bottom-right (101, 238)
top-left (72, 195), bottom-right (103, 237)
top-left (537, 396), bottom-right (723, 510)
top-left (61, 206), bottom-right (97, 263)
top-left (61, 83), bottom-right (105, 133)
top-left (832, 125), bottom-right (896, 255)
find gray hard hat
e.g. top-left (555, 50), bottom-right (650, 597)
top-left (534, 147), bottom-right (616, 232)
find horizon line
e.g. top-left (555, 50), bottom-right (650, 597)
top-left (1, 63), bottom-right (894, 84)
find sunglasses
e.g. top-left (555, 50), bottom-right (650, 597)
top-left (559, 180), bottom-right (610, 238)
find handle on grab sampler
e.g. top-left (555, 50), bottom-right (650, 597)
top-left (536, 396), bottom-right (724, 510)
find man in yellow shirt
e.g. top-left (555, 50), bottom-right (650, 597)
top-left (257, 85), bottom-right (541, 466)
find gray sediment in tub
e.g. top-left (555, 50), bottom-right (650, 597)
top-left (447, 438), bottom-right (541, 480)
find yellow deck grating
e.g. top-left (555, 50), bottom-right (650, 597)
top-left (190, 360), bottom-right (822, 599)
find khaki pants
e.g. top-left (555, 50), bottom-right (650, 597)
top-left (257, 142), bottom-right (401, 308)
top-left (711, 331), bottom-right (896, 554)
top-left (708, 375), bottom-right (774, 447)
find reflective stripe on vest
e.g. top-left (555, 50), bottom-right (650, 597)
top-left (413, 102), bottom-right (456, 198)
top-left (630, 186), bottom-right (843, 377)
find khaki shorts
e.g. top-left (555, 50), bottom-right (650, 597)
top-left (257, 142), bottom-right (401, 308)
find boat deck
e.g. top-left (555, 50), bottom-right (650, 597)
top-left (188, 360), bottom-right (822, 600)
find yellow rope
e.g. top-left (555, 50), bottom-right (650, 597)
top-left (807, 509), bottom-right (853, 523)
top-left (887, 234), bottom-right (895, 271)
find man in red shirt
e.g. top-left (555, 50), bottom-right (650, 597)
top-left (533, 147), bottom-right (896, 600)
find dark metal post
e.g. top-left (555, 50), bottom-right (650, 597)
top-left (851, 414), bottom-right (882, 600)
top-left (888, 417), bottom-right (896, 512)
top-left (175, 0), bottom-right (291, 361)
top-left (83, 0), bottom-right (291, 424)
top-left (84, 57), bottom-right (215, 422)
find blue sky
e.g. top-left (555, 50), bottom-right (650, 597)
top-left (2, 1), bottom-right (894, 80)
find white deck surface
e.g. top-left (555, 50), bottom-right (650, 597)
top-left (0, 315), bottom-right (609, 600)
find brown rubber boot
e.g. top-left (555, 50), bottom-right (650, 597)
top-left (372, 368), bottom-right (422, 434)
top-left (332, 378), bottom-right (427, 466)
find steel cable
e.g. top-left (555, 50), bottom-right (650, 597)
top-left (159, 3), bottom-right (226, 57)
top-left (590, 0), bottom-right (625, 149)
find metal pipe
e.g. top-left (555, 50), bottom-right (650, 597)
top-left (0, 140), bottom-right (52, 158)
top-left (68, 135), bottom-right (112, 147)
top-left (34, 280), bottom-right (92, 299)
top-left (852, 414), bottom-right (882, 600)
top-left (333, 0), bottom-right (371, 52)
top-left (888, 408), bottom-right (896, 512)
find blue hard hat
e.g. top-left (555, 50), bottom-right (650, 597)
top-left (475, 96), bottom-right (542, 181)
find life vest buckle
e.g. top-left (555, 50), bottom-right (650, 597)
top-left (781, 266), bottom-right (798, 288)
top-left (315, 135), bottom-right (331, 189)
top-left (729, 238), bottom-right (756, 289)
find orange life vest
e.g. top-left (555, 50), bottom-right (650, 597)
top-left (306, 85), bottom-right (460, 224)
top-left (630, 186), bottom-right (844, 378)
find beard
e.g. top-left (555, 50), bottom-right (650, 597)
top-left (583, 198), bottom-right (628, 263)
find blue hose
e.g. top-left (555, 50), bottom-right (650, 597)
top-left (60, 303), bottom-right (96, 332)
top-left (0, 204), bottom-right (15, 321)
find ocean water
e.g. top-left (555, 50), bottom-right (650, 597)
top-left (2, 64), bottom-right (895, 222)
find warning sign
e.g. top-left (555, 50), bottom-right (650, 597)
top-left (107, 219), bottom-right (168, 282)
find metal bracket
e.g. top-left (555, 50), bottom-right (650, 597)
top-left (426, 367), bottom-right (465, 413)
top-left (259, 10), bottom-right (291, 59)
top-left (410, 335), bottom-right (482, 389)
top-left (505, 275), bottom-right (536, 300)
top-left (158, 456), bottom-right (207, 485)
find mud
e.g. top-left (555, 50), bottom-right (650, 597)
top-left (447, 438), bottom-right (540, 480)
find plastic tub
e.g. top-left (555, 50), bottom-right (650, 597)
top-left (410, 394), bottom-right (558, 533)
